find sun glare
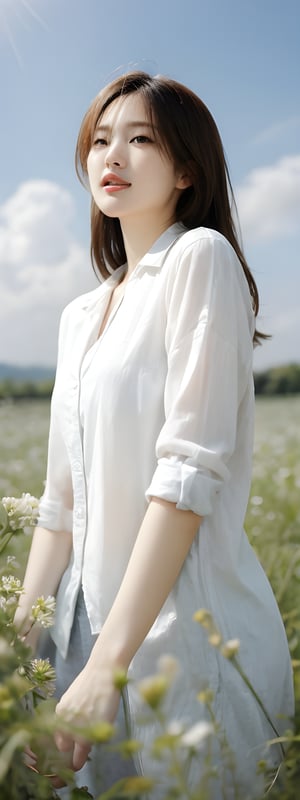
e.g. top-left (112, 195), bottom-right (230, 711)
top-left (0, 0), bottom-right (47, 64)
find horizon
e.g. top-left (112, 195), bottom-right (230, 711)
top-left (1, 358), bottom-right (299, 376)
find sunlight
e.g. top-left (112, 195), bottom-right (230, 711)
top-left (0, 0), bottom-right (47, 64)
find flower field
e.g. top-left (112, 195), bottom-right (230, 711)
top-left (0, 395), bottom-right (300, 797)
top-left (0, 400), bottom-right (50, 499)
top-left (247, 397), bottom-right (300, 671)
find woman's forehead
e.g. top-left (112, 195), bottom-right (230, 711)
top-left (97, 92), bottom-right (151, 128)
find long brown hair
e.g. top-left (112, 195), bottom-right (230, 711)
top-left (76, 71), bottom-right (266, 344)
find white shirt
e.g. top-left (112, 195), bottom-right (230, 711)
top-left (38, 223), bottom-right (293, 790)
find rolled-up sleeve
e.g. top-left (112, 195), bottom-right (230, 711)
top-left (146, 233), bottom-right (254, 516)
top-left (38, 310), bottom-right (74, 532)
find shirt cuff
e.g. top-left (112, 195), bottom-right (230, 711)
top-left (38, 497), bottom-right (73, 532)
top-left (145, 458), bottom-right (222, 516)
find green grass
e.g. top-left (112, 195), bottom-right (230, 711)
top-left (244, 399), bottom-right (300, 799)
top-left (246, 397), bottom-right (300, 664)
top-left (1, 395), bottom-right (300, 797)
top-left (0, 400), bottom-right (49, 498)
top-left (1, 395), bottom-right (300, 646)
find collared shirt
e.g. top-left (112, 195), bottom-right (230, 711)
top-left (38, 223), bottom-right (293, 788)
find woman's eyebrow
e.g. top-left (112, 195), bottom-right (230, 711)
top-left (95, 121), bottom-right (156, 132)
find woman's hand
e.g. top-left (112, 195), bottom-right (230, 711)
top-left (54, 656), bottom-right (121, 771)
top-left (55, 500), bottom-right (200, 773)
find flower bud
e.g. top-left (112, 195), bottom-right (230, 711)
top-left (221, 639), bottom-right (240, 659)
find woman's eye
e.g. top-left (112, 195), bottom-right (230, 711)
top-left (93, 137), bottom-right (107, 146)
top-left (131, 135), bottom-right (152, 144)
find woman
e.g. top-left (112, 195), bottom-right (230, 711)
top-left (15, 72), bottom-right (294, 798)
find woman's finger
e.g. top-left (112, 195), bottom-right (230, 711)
top-left (54, 730), bottom-right (74, 752)
top-left (23, 745), bottom-right (37, 767)
top-left (72, 740), bottom-right (91, 771)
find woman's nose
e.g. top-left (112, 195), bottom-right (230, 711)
top-left (105, 141), bottom-right (125, 169)
top-left (106, 156), bottom-right (121, 167)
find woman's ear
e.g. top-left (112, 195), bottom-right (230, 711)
top-left (176, 164), bottom-right (193, 190)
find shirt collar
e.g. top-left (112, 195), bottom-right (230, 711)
top-left (137, 222), bottom-right (187, 269)
top-left (79, 222), bottom-right (187, 311)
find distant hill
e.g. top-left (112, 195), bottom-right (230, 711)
top-left (0, 362), bottom-right (300, 398)
top-left (0, 363), bottom-right (55, 381)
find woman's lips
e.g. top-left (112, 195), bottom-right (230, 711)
top-left (103, 184), bottom-right (131, 192)
top-left (101, 172), bottom-right (131, 191)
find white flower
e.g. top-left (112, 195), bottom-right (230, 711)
top-left (166, 720), bottom-right (184, 736)
top-left (0, 596), bottom-right (10, 611)
top-left (30, 595), bottom-right (56, 628)
top-left (0, 575), bottom-right (23, 596)
top-left (0, 595), bottom-right (18, 610)
top-left (221, 639), bottom-right (240, 659)
top-left (1, 494), bottom-right (39, 532)
top-left (180, 721), bottom-right (214, 748)
top-left (6, 555), bottom-right (19, 568)
top-left (29, 658), bottom-right (56, 683)
top-left (250, 495), bottom-right (263, 506)
top-left (23, 658), bottom-right (56, 698)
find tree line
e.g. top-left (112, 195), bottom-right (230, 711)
top-left (254, 363), bottom-right (300, 395)
top-left (0, 379), bottom-right (54, 400)
top-left (0, 364), bottom-right (300, 400)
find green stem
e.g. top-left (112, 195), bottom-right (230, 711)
top-left (120, 687), bottom-right (132, 741)
top-left (0, 528), bottom-right (15, 555)
top-left (168, 744), bottom-right (194, 800)
top-left (264, 762), bottom-right (283, 795)
top-left (206, 701), bottom-right (239, 800)
top-left (154, 708), bottom-right (194, 800)
top-left (231, 657), bottom-right (285, 759)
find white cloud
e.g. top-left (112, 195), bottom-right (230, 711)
top-left (0, 181), bottom-right (73, 266)
top-left (1, 172), bottom-right (299, 369)
top-left (0, 180), bottom-right (97, 365)
top-left (236, 155), bottom-right (300, 241)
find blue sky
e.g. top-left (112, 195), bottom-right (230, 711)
top-left (0, 0), bottom-right (299, 370)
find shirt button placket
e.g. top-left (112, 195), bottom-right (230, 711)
top-left (70, 382), bottom-right (87, 571)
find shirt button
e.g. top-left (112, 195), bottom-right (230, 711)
top-left (75, 507), bottom-right (83, 518)
top-left (73, 460), bottom-right (81, 472)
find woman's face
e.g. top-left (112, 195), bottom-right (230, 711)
top-left (87, 92), bottom-right (189, 228)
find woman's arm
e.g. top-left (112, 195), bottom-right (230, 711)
top-left (55, 499), bottom-right (201, 770)
top-left (14, 526), bottom-right (72, 647)
top-left (92, 498), bottom-right (201, 668)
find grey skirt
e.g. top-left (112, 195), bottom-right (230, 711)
top-left (42, 588), bottom-right (137, 798)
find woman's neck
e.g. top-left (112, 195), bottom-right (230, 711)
top-left (120, 214), bottom-right (176, 274)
